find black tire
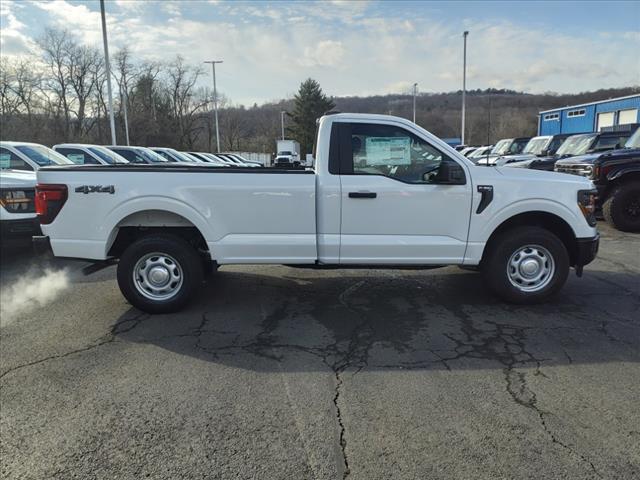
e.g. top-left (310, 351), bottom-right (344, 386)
top-left (117, 234), bottom-right (203, 313)
top-left (481, 226), bottom-right (569, 304)
top-left (602, 181), bottom-right (640, 232)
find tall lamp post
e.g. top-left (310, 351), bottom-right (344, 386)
top-left (412, 82), bottom-right (418, 123)
top-left (204, 60), bottom-right (223, 152)
top-left (280, 111), bottom-right (286, 140)
top-left (461, 31), bottom-right (469, 145)
top-left (100, 0), bottom-right (116, 145)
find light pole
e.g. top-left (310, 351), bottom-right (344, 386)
top-left (412, 83), bottom-right (418, 123)
top-left (461, 31), bottom-right (469, 145)
top-left (204, 60), bottom-right (223, 152)
top-left (280, 111), bottom-right (286, 140)
top-left (100, 0), bottom-right (116, 145)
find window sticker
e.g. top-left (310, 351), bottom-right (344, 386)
top-left (67, 153), bottom-right (85, 164)
top-left (0, 153), bottom-right (10, 169)
top-left (364, 137), bottom-right (411, 166)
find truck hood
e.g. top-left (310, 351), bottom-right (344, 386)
top-left (494, 164), bottom-right (593, 188)
top-left (554, 152), bottom-right (602, 167)
top-left (0, 169), bottom-right (37, 189)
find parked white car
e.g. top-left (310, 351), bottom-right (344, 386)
top-left (150, 147), bottom-right (202, 163)
top-left (0, 141), bottom-right (73, 171)
top-left (106, 146), bottom-right (170, 164)
top-left (188, 152), bottom-right (232, 166)
top-left (0, 169), bottom-right (39, 241)
top-left (35, 113), bottom-right (599, 313)
top-left (53, 143), bottom-right (129, 165)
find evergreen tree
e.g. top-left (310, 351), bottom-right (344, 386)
top-left (288, 78), bottom-right (335, 155)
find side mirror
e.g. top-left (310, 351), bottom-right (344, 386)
top-left (540, 149), bottom-right (549, 156)
top-left (434, 160), bottom-right (466, 185)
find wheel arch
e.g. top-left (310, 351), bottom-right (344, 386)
top-left (104, 202), bottom-right (213, 259)
top-left (480, 211), bottom-right (580, 267)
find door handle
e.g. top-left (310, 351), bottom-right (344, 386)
top-left (348, 192), bottom-right (377, 199)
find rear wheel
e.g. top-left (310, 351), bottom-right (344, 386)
top-left (602, 181), bottom-right (640, 232)
top-left (482, 226), bottom-right (569, 303)
top-left (117, 234), bottom-right (203, 313)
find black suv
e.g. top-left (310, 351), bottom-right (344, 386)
top-left (555, 127), bottom-right (640, 232)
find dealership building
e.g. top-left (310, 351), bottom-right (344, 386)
top-left (538, 94), bottom-right (640, 135)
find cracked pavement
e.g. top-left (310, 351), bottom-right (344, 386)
top-left (1, 223), bottom-right (639, 479)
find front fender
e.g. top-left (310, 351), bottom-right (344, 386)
top-left (475, 198), bottom-right (585, 241)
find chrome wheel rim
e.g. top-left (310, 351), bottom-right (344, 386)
top-left (507, 244), bottom-right (555, 293)
top-left (133, 252), bottom-right (183, 301)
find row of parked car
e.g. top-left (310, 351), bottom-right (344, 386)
top-left (454, 127), bottom-right (640, 232)
top-left (0, 142), bottom-right (263, 242)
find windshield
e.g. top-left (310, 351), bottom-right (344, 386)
top-left (278, 151), bottom-right (292, 156)
top-left (167, 149), bottom-right (197, 162)
top-left (522, 137), bottom-right (550, 155)
top-left (15, 145), bottom-right (73, 166)
top-left (625, 128), bottom-right (640, 149)
top-left (469, 147), bottom-right (491, 158)
top-left (137, 148), bottom-right (169, 163)
top-left (89, 146), bottom-right (128, 164)
top-left (491, 139), bottom-right (512, 155)
top-left (555, 134), bottom-right (597, 156)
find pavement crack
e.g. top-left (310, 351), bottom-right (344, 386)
top-left (0, 338), bottom-right (113, 381)
top-left (1, 312), bottom-right (149, 381)
top-left (333, 369), bottom-right (350, 479)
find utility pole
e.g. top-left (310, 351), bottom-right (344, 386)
top-left (280, 111), bottom-right (286, 140)
top-left (412, 83), bottom-right (418, 123)
top-left (100, 0), bottom-right (116, 145)
top-left (204, 60), bottom-right (223, 152)
top-left (121, 87), bottom-right (130, 146)
top-left (461, 30), bottom-right (469, 145)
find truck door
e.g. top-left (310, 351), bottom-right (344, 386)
top-left (336, 122), bottom-right (473, 264)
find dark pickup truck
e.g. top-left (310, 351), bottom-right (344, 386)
top-left (555, 127), bottom-right (640, 232)
top-left (522, 130), bottom-right (633, 172)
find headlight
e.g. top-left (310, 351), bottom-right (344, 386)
top-left (577, 189), bottom-right (597, 227)
top-left (0, 189), bottom-right (33, 212)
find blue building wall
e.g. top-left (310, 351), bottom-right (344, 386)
top-left (538, 95), bottom-right (640, 135)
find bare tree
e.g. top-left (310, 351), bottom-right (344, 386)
top-left (165, 56), bottom-right (207, 148)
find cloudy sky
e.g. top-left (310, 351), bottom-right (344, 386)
top-left (1, 0), bottom-right (639, 105)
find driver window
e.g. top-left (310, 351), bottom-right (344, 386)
top-left (350, 123), bottom-right (448, 184)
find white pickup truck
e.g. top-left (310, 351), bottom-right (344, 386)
top-left (35, 113), bottom-right (600, 313)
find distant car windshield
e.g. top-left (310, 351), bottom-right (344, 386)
top-left (555, 134), bottom-right (597, 156)
top-left (469, 147), bottom-right (491, 158)
top-left (15, 145), bottom-right (74, 166)
top-left (491, 139), bottom-right (512, 155)
top-left (137, 148), bottom-right (169, 163)
top-left (278, 151), bottom-right (293, 156)
top-left (168, 149), bottom-right (197, 162)
top-left (522, 137), bottom-right (550, 155)
top-left (624, 128), bottom-right (640, 149)
top-left (89, 146), bottom-right (128, 164)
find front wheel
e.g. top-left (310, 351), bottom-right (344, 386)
top-left (602, 181), bottom-right (640, 232)
top-left (482, 227), bottom-right (569, 304)
top-left (117, 234), bottom-right (203, 313)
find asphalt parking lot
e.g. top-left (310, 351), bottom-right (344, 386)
top-left (1, 222), bottom-right (638, 480)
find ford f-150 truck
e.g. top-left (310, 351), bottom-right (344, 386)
top-left (34, 113), bottom-right (599, 313)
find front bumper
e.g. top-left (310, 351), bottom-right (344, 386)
top-left (576, 234), bottom-right (599, 268)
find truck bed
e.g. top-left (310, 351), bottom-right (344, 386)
top-left (37, 165), bottom-right (317, 263)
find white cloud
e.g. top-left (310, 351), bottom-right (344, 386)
top-left (3, 1), bottom-right (639, 104)
top-left (300, 40), bottom-right (346, 67)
